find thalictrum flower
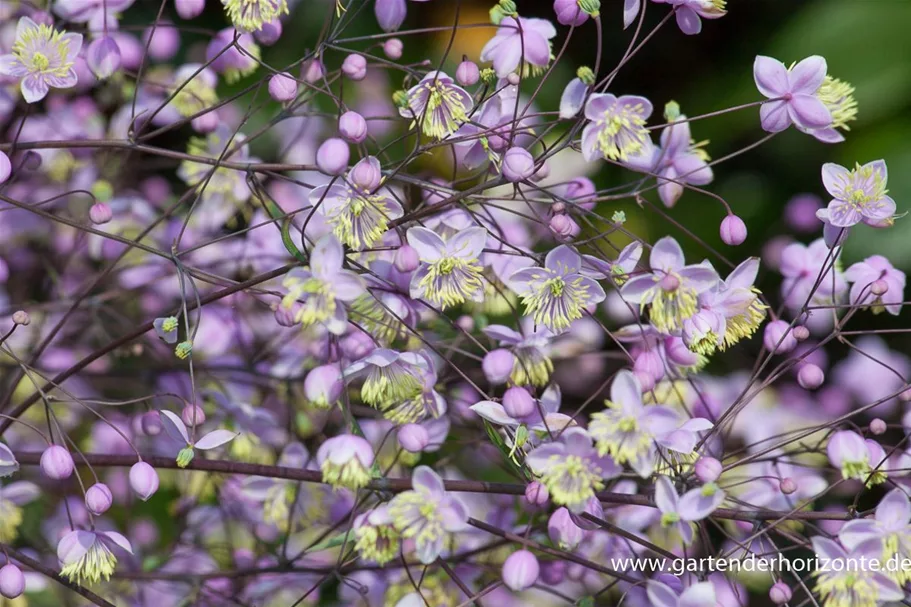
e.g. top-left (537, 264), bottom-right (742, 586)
top-left (580, 241), bottom-right (643, 286)
top-left (652, 0), bottom-right (726, 35)
top-left (159, 410), bottom-right (239, 468)
top-left (400, 71), bottom-right (472, 139)
top-left (812, 537), bottom-right (903, 607)
top-left (620, 236), bottom-right (720, 334)
top-left (840, 488), bottom-right (911, 583)
top-left (382, 358), bottom-right (448, 425)
top-left (480, 16), bottom-right (556, 78)
top-left (654, 475), bottom-right (725, 545)
top-left (316, 434), bottom-right (375, 491)
top-left (507, 245), bottom-right (606, 333)
top-left (280, 234), bottom-right (366, 335)
top-left (389, 466), bottom-right (469, 564)
top-left (407, 226), bottom-right (488, 309)
top-left (0, 481), bottom-right (39, 542)
top-left (471, 384), bottom-right (574, 432)
top-left (482, 322), bottom-right (554, 387)
top-left (826, 430), bottom-right (885, 486)
top-left (845, 255), bottom-right (905, 315)
top-left (581, 94), bottom-right (654, 162)
top-left (0, 443), bottom-right (18, 478)
top-left (222, 0), bottom-right (288, 32)
top-left (779, 238), bottom-right (847, 312)
top-left (816, 161), bottom-right (896, 228)
top-left (809, 75), bottom-right (858, 143)
top-left (58, 530), bottom-right (134, 584)
top-left (0, 17), bottom-right (83, 104)
top-left (344, 348), bottom-right (428, 409)
top-left (353, 505), bottom-right (400, 565)
top-left (310, 156), bottom-right (404, 251)
top-left (525, 427), bottom-right (621, 513)
top-left (753, 55), bottom-right (833, 134)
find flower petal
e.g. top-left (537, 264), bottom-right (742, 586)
top-left (753, 56), bottom-right (789, 97)
top-left (160, 410), bottom-right (189, 444)
top-left (789, 55), bottom-right (827, 95)
top-left (194, 429), bottom-right (239, 450)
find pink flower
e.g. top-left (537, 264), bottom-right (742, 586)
top-left (753, 55), bottom-right (832, 134)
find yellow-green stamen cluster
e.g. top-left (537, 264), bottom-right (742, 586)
top-left (282, 275), bottom-right (336, 327)
top-left (176, 446), bottom-right (195, 467)
top-left (596, 102), bottom-right (650, 161)
top-left (519, 275), bottom-right (593, 332)
top-left (537, 454), bottom-right (604, 510)
top-left (385, 573), bottom-right (456, 607)
top-left (648, 283), bottom-right (699, 334)
top-left (390, 493), bottom-right (446, 548)
top-left (175, 341), bottom-right (193, 359)
top-left (171, 78), bottom-right (218, 117)
top-left (161, 316), bottom-right (179, 333)
top-left (845, 163), bottom-right (888, 210)
top-left (355, 520), bottom-right (400, 565)
top-left (328, 193), bottom-right (397, 251)
top-left (0, 499), bottom-right (23, 541)
top-left (418, 257), bottom-right (484, 310)
top-left (320, 458), bottom-right (372, 491)
top-left (349, 295), bottom-right (408, 345)
top-left (817, 76), bottom-right (858, 132)
top-left (412, 82), bottom-right (470, 139)
top-left (60, 540), bottom-right (118, 585)
top-left (723, 291), bottom-right (768, 349)
top-left (361, 366), bottom-right (423, 408)
top-left (511, 347), bottom-right (553, 387)
top-left (815, 571), bottom-right (881, 607)
top-left (589, 405), bottom-right (651, 464)
top-left (222, 0), bottom-right (289, 32)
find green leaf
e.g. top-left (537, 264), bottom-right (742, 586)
top-left (281, 216), bottom-right (308, 263)
top-left (304, 532), bottom-right (352, 553)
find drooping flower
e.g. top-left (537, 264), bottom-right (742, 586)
top-left (382, 356), bottom-right (448, 425)
top-left (0, 481), bottom-right (39, 542)
top-left (310, 156), bottom-right (404, 251)
top-left (816, 161), bottom-right (895, 229)
top-left (400, 71), bottom-right (472, 139)
top-left (826, 430), bottom-right (885, 486)
top-left (840, 488), bottom-right (911, 584)
top-left (812, 537), bottom-right (903, 607)
top-left (58, 530), bottom-right (134, 584)
top-left (588, 371), bottom-right (712, 477)
top-left (280, 234), bottom-right (366, 334)
top-left (471, 383), bottom-right (575, 433)
top-left (480, 16), bottom-right (556, 78)
top-left (620, 236), bottom-right (720, 334)
top-left (0, 443), bottom-right (18, 478)
top-left (344, 348), bottom-right (428, 409)
top-left (507, 245), bottom-right (606, 333)
top-left (353, 505), bottom-right (400, 565)
top-left (0, 17), bottom-right (83, 104)
top-left (349, 261), bottom-right (420, 345)
top-left (407, 226), bottom-right (488, 310)
top-left (482, 322), bottom-right (554, 387)
top-left (389, 466), bottom-right (469, 564)
top-left (222, 0), bottom-right (288, 32)
top-left (581, 94), bottom-right (653, 162)
top-left (654, 475), bottom-right (725, 545)
top-left (753, 55), bottom-right (833, 134)
top-left (167, 64), bottom-right (219, 118)
top-left (317, 434), bottom-right (375, 491)
top-left (845, 255), bottom-right (905, 316)
top-left (653, 0), bottom-right (726, 35)
top-left (525, 427), bottom-right (620, 513)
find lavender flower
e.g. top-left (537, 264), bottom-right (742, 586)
top-left (389, 466), bottom-right (469, 564)
top-left (581, 93), bottom-right (654, 162)
top-left (317, 434), bottom-right (375, 490)
top-left (401, 71), bottom-right (472, 139)
top-left (483, 322), bottom-right (554, 387)
top-left (0, 443), bottom-right (17, 478)
top-left (471, 384), bottom-right (574, 432)
top-left (159, 410), bottom-right (239, 468)
top-left (840, 488), bottom-right (911, 584)
top-left (845, 255), bottom-right (905, 315)
top-left (654, 475), bottom-right (725, 545)
top-left (0, 481), bottom-right (39, 542)
top-left (653, 0), bottom-right (726, 35)
top-left (0, 18), bottom-right (82, 104)
top-left (407, 226), bottom-right (488, 309)
top-left (753, 55), bottom-right (833, 134)
top-left (480, 16), bottom-right (556, 78)
top-left (222, 0), bottom-right (288, 32)
top-left (353, 505), bottom-right (400, 565)
top-left (344, 348), bottom-right (428, 408)
top-left (53, 0), bottom-right (136, 31)
top-left (812, 537), bottom-right (903, 607)
top-left (507, 245), bottom-right (606, 332)
top-left (816, 160), bottom-right (895, 228)
top-left (779, 238), bottom-right (847, 312)
top-left (58, 530), bottom-right (134, 584)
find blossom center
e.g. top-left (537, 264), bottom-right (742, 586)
top-left (33, 52), bottom-right (50, 71)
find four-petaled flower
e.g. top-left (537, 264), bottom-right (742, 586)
top-left (817, 160), bottom-right (895, 229)
top-left (654, 475), bottom-right (725, 545)
top-left (652, 0), bottom-right (727, 36)
top-left (480, 16), bottom-right (556, 78)
top-left (753, 55), bottom-right (833, 134)
top-left (0, 17), bottom-right (82, 104)
top-left (840, 488), bottom-right (911, 584)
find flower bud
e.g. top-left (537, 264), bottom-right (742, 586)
top-left (720, 214), bottom-right (748, 246)
top-left (304, 364), bottom-right (344, 408)
top-left (339, 111), bottom-right (368, 143)
top-left (89, 202), bottom-right (112, 225)
top-left (548, 507), bottom-right (584, 550)
top-left (870, 418), bottom-right (887, 435)
top-left (694, 456), bottom-right (722, 483)
top-left (576, 66), bottom-right (596, 85)
top-left (549, 214), bottom-right (580, 241)
top-left (268, 72), bottom-right (297, 102)
top-left (554, 0), bottom-right (588, 26)
top-left (175, 0), bottom-right (205, 19)
top-left (375, 0), bottom-right (407, 32)
top-left (797, 363), bottom-right (824, 390)
top-left (383, 38), bottom-right (403, 60)
top-left (456, 315), bottom-right (474, 332)
top-left (191, 111), bottom-right (219, 133)
top-left (502, 550), bottom-right (540, 592)
top-left (394, 244), bottom-right (420, 272)
top-left (130, 461), bottom-right (160, 501)
top-left (85, 482), bottom-right (114, 515)
top-left (456, 60), bottom-right (480, 86)
top-left (483, 349), bottom-right (515, 384)
top-left (181, 404), bottom-right (206, 426)
top-left (764, 320), bottom-right (797, 354)
top-left (524, 480), bottom-right (549, 507)
top-left (274, 303), bottom-right (298, 327)
top-left (142, 24), bottom-right (179, 61)
top-left (506, 72), bottom-right (521, 86)
top-left (40, 445), bottom-right (74, 480)
top-left (301, 59), bottom-right (325, 83)
top-left (87, 36), bottom-right (121, 80)
top-left (255, 20), bottom-right (282, 45)
top-left (398, 423), bottom-right (430, 453)
top-left (341, 54), bottom-right (367, 81)
top-left (502, 147), bottom-right (535, 182)
top-left (12, 311), bottom-right (30, 326)
top-left (503, 386), bottom-right (535, 418)
top-left (779, 477), bottom-right (797, 495)
top-left (792, 325), bottom-right (810, 341)
top-left (871, 279), bottom-right (889, 296)
top-left (350, 156), bottom-right (382, 192)
top-left (0, 564), bottom-right (24, 599)
top-left (141, 411), bottom-right (162, 435)
top-left (316, 138), bottom-right (350, 175)
top-left (769, 582), bottom-right (792, 605)
top-left (540, 560), bottom-right (566, 585)
top-left (0, 151), bottom-right (10, 184)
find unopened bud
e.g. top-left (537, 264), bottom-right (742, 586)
top-left (792, 325), bottom-right (810, 341)
top-left (576, 66), bottom-right (595, 86)
top-left (12, 311), bottom-right (30, 326)
top-left (779, 477), bottom-right (797, 495)
top-left (871, 279), bottom-right (889, 296)
top-left (870, 418), bottom-right (887, 435)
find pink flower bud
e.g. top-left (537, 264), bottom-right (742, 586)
top-left (870, 418), bottom-right (887, 435)
top-left (12, 311), bottom-right (29, 326)
top-left (350, 157), bottom-right (382, 192)
top-left (694, 456), bottom-right (722, 483)
top-left (524, 480), bottom-right (549, 507)
top-left (901, 388), bottom-right (911, 403)
top-left (792, 325), bottom-right (810, 341)
top-left (871, 279), bottom-right (889, 296)
top-left (507, 72), bottom-right (521, 86)
top-left (565, 176), bottom-right (596, 210)
top-left (181, 404), bottom-right (206, 426)
top-left (554, 0), bottom-right (589, 26)
top-left (502, 147), bottom-right (535, 182)
top-left (316, 138), bottom-right (350, 175)
top-left (141, 411), bottom-right (162, 436)
top-left (268, 72), bottom-right (297, 102)
top-left (769, 582), bottom-right (792, 605)
top-left (301, 59), bottom-right (325, 83)
top-left (142, 24), bottom-right (179, 61)
top-left (375, 0), bottom-right (407, 31)
top-left (383, 38), bottom-right (403, 60)
top-left (548, 507), bottom-right (584, 549)
top-left (274, 303), bottom-right (298, 327)
top-left (502, 550), bottom-right (540, 592)
top-left (398, 423), bottom-right (430, 452)
top-left (254, 20), bottom-right (282, 45)
top-left (394, 244), bottom-right (420, 272)
top-left (0, 564), bottom-right (24, 599)
top-left (540, 560), bottom-right (566, 585)
top-left (339, 111), bottom-right (368, 144)
top-left (175, 0), bottom-right (205, 19)
top-left (0, 151), bottom-right (10, 184)
top-left (456, 60), bottom-right (480, 86)
top-left (130, 461), bottom-right (160, 501)
top-left (797, 363), bottom-right (824, 390)
top-left (342, 54), bottom-right (367, 81)
top-left (503, 386), bottom-right (535, 418)
top-left (720, 214), bottom-right (748, 246)
top-left (456, 315), bottom-right (474, 332)
top-left (87, 36), bottom-right (121, 80)
top-left (779, 477), bottom-right (797, 495)
top-left (191, 111), bottom-right (219, 133)
top-left (304, 364), bottom-right (344, 407)
top-left (483, 349), bottom-right (515, 384)
top-left (764, 320), bottom-right (797, 354)
top-left (40, 445), bottom-right (74, 480)
top-left (549, 214), bottom-right (580, 241)
top-left (85, 482), bottom-right (114, 515)
top-left (89, 202), bottom-right (112, 225)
